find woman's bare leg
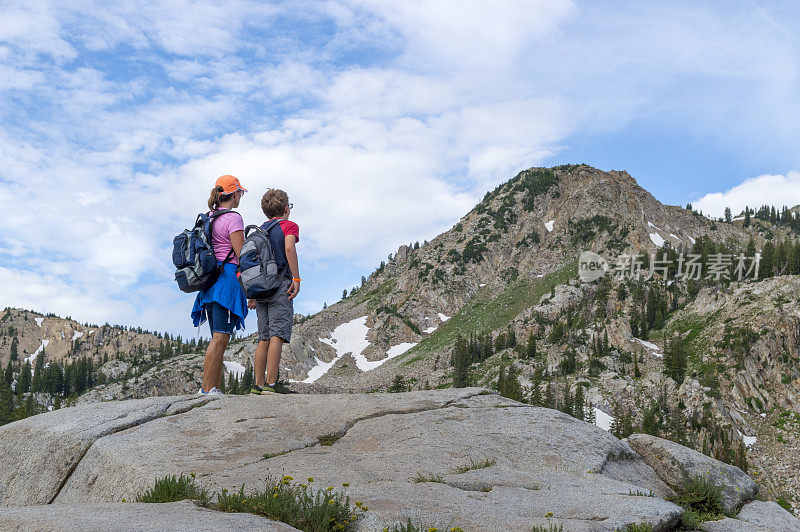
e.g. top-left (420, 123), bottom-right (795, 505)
top-left (202, 332), bottom-right (230, 392)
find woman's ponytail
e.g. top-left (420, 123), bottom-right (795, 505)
top-left (208, 185), bottom-right (224, 211)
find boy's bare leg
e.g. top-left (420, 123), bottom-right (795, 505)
top-left (254, 339), bottom-right (269, 387)
top-left (266, 336), bottom-right (284, 385)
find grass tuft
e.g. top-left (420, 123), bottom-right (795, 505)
top-left (453, 457), bottom-right (496, 474)
top-left (135, 474), bottom-right (209, 506)
top-left (413, 472), bottom-right (444, 483)
top-left (383, 520), bottom-right (463, 532)
top-left (532, 525), bottom-right (563, 532)
top-left (318, 433), bottom-right (341, 446)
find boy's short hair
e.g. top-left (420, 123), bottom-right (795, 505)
top-left (261, 189), bottom-right (289, 218)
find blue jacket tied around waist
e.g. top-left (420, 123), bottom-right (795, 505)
top-left (191, 262), bottom-right (248, 331)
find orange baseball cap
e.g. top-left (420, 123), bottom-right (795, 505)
top-left (215, 174), bottom-right (248, 194)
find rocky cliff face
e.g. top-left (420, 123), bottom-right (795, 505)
top-left (3, 389), bottom-right (798, 531)
top-left (0, 308), bottom-right (188, 369)
top-left (265, 165), bottom-right (771, 385)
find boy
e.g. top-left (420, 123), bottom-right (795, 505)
top-left (249, 189), bottom-right (300, 394)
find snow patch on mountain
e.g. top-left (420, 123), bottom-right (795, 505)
top-left (595, 408), bottom-right (615, 431)
top-left (71, 330), bottom-right (84, 341)
top-left (437, 313), bottom-right (450, 322)
top-left (423, 326), bottom-right (438, 334)
top-left (545, 220), bottom-right (555, 232)
top-left (649, 233), bottom-right (665, 247)
top-left (305, 316), bottom-right (372, 381)
top-left (34, 317), bottom-right (44, 327)
top-left (635, 338), bottom-right (664, 358)
top-left (386, 343), bottom-right (417, 358)
top-left (26, 340), bottom-right (50, 365)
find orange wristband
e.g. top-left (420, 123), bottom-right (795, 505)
top-left (292, 278), bottom-right (301, 282)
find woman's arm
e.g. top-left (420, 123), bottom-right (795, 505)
top-left (230, 230), bottom-right (244, 259)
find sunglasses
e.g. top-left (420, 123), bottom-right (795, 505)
top-left (289, 203), bottom-right (293, 209)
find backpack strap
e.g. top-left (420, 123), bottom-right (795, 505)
top-left (206, 209), bottom-right (241, 259)
top-left (262, 219), bottom-right (281, 234)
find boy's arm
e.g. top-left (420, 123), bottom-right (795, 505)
top-left (285, 235), bottom-right (300, 300)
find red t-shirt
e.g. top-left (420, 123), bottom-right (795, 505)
top-left (278, 219), bottom-right (300, 243)
top-left (266, 218), bottom-right (299, 278)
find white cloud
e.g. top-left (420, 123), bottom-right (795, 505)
top-left (1, 0), bottom-right (800, 337)
top-left (693, 172), bottom-right (800, 218)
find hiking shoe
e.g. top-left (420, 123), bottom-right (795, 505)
top-left (250, 385), bottom-right (263, 395)
top-left (262, 381), bottom-right (295, 394)
top-left (206, 387), bottom-right (223, 396)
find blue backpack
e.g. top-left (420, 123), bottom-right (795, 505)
top-left (237, 220), bottom-right (288, 300)
top-left (172, 210), bottom-right (235, 293)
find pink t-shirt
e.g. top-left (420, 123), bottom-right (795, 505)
top-left (210, 211), bottom-right (244, 265)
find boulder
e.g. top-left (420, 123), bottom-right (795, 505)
top-left (0, 500), bottom-right (298, 531)
top-left (737, 500), bottom-right (800, 530)
top-left (701, 518), bottom-right (764, 531)
top-left (0, 395), bottom-right (210, 507)
top-left (1, 389), bottom-right (685, 531)
top-left (627, 433), bottom-right (758, 512)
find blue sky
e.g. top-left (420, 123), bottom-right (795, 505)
top-left (1, 0), bottom-right (800, 338)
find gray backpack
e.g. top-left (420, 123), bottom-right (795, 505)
top-left (237, 220), bottom-right (287, 300)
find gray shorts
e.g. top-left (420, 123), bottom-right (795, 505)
top-left (256, 278), bottom-right (293, 342)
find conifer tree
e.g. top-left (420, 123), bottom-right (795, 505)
top-left (17, 363), bottom-right (31, 394)
top-left (629, 310), bottom-right (639, 337)
top-left (743, 207), bottom-right (750, 228)
top-left (507, 327), bottom-right (517, 349)
top-left (561, 387), bottom-right (574, 417)
top-left (32, 351), bottom-right (45, 393)
top-left (574, 385), bottom-right (585, 421)
top-left (530, 370), bottom-right (542, 406)
top-left (761, 241), bottom-right (775, 278)
top-left (389, 374), bottom-right (408, 393)
top-left (10, 337), bottom-right (18, 361)
top-left (0, 377), bottom-right (15, 426)
top-left (4, 360), bottom-right (12, 387)
top-left (452, 336), bottom-right (470, 388)
top-left (526, 333), bottom-right (537, 359)
top-left (242, 360), bottom-right (254, 391)
top-left (585, 400), bottom-right (596, 425)
top-left (663, 334), bottom-right (687, 385)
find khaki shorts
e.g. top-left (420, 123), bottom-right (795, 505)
top-left (256, 277), bottom-right (293, 342)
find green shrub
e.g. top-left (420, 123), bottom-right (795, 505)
top-left (776, 495), bottom-right (793, 512)
top-left (136, 474), bottom-right (209, 506)
top-left (670, 476), bottom-right (726, 525)
top-left (216, 476), bottom-right (359, 532)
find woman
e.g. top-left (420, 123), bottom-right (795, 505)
top-left (191, 174), bottom-right (248, 394)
